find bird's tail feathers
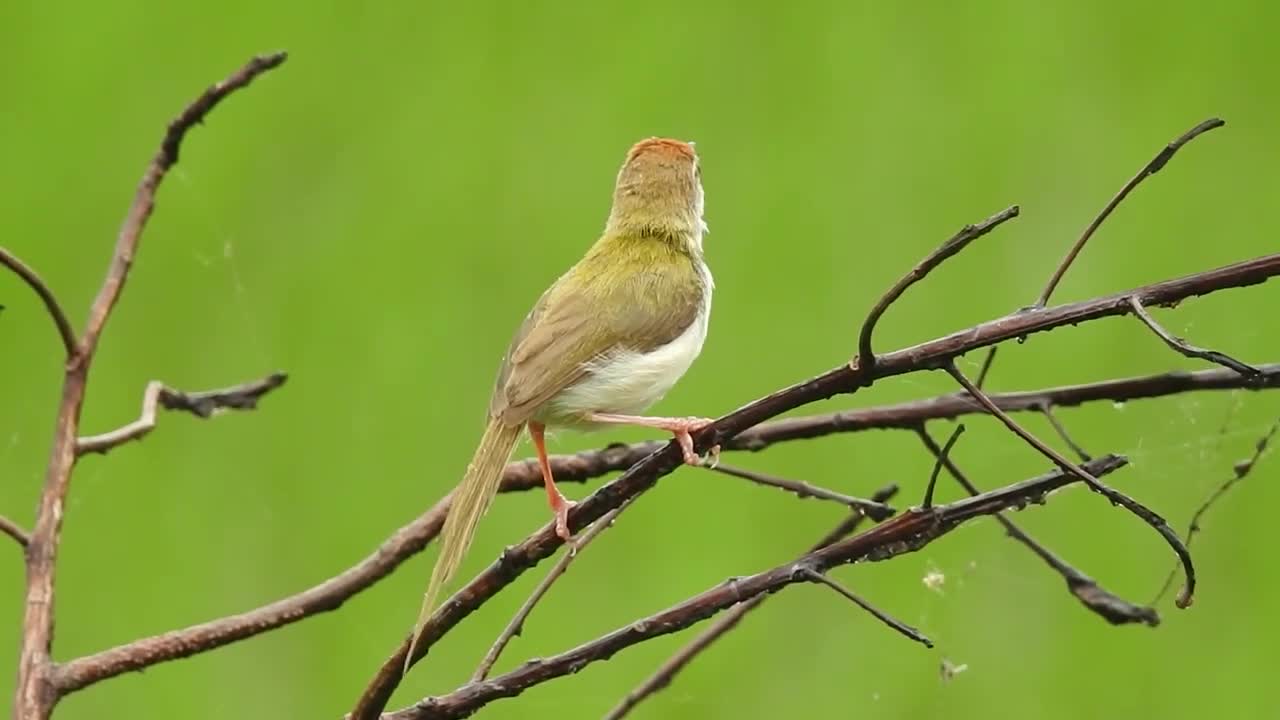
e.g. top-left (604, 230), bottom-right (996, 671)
top-left (405, 418), bottom-right (522, 673)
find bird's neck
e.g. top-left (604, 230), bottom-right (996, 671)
top-left (602, 210), bottom-right (704, 257)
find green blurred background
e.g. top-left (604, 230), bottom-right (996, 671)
top-left (2, 2), bottom-right (1278, 718)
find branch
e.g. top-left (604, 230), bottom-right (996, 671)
top-left (604, 483), bottom-right (899, 720)
top-left (0, 248), bottom-right (77, 359)
top-left (856, 206), bottom-right (1019, 370)
top-left (0, 515), bottom-right (31, 549)
top-left (472, 498), bottom-right (636, 683)
top-left (1153, 417), bottom-right (1280, 604)
top-left (708, 464), bottom-right (895, 519)
top-left (732, 364), bottom-right (1280, 450)
top-left (76, 373), bottom-right (288, 455)
top-left (1036, 118), bottom-right (1224, 307)
top-left (353, 254), bottom-right (1280, 718)
top-left (1039, 404), bottom-right (1092, 461)
top-left (800, 568), bottom-right (932, 647)
top-left (386, 456), bottom-right (1128, 720)
top-left (73, 51), bottom-right (288, 367)
top-left (921, 424), bottom-right (964, 508)
top-left (917, 428), bottom-right (1157, 626)
top-left (944, 361), bottom-right (1196, 608)
top-left (1128, 296), bottom-right (1260, 377)
top-left (15, 52), bottom-right (287, 720)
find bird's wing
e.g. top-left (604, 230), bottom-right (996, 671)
top-left (490, 250), bottom-right (704, 425)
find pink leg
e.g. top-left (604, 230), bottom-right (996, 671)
top-left (586, 413), bottom-right (718, 466)
top-left (530, 422), bottom-right (575, 541)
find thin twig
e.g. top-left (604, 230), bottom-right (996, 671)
top-left (1040, 404), bottom-right (1092, 461)
top-left (1153, 418), bottom-right (1280, 604)
top-left (0, 248), bottom-right (77, 360)
top-left (0, 515), bottom-right (31, 549)
top-left (1036, 118), bottom-right (1225, 307)
top-left (604, 484), bottom-right (899, 720)
top-left (710, 464), bottom-right (896, 519)
top-left (922, 425), bottom-right (964, 508)
top-left (1128, 296), bottom-right (1260, 377)
top-left (387, 456), bottom-right (1129, 720)
top-left (974, 347), bottom-right (999, 390)
top-left (354, 255), bottom-right (1280, 719)
top-left (471, 499), bottom-right (636, 683)
top-left (944, 361), bottom-right (1196, 609)
top-left (801, 568), bottom-right (932, 647)
top-left (856, 205), bottom-right (1020, 370)
top-left (917, 428), bottom-right (1157, 626)
top-left (15, 53), bottom-right (287, 720)
top-left (76, 373), bottom-right (288, 455)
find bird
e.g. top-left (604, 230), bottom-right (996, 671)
top-left (407, 137), bottom-right (715, 667)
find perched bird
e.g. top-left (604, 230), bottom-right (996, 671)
top-left (408, 137), bottom-right (715, 664)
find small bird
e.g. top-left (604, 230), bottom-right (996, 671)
top-left (408, 138), bottom-right (715, 665)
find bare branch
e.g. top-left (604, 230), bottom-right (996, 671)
top-left (734, 364), bottom-right (1280, 451)
top-left (1128, 296), bottom-right (1260, 377)
top-left (16, 53), bottom-right (288, 720)
top-left (73, 52), bottom-right (289, 368)
top-left (1040, 404), bottom-right (1092, 462)
top-left (800, 568), bottom-right (932, 647)
top-left (76, 373), bottom-right (288, 455)
top-left (856, 205), bottom-right (1020, 370)
top-left (354, 256), bottom-right (1279, 718)
top-left (709, 463), bottom-right (895, 519)
top-left (0, 515), bottom-right (31, 549)
top-left (471, 499), bottom-right (636, 683)
top-left (917, 428), bottom-right (1157, 626)
top-left (922, 424), bottom-right (964, 508)
top-left (0, 248), bottom-right (77, 359)
top-left (386, 456), bottom-right (1128, 720)
top-left (1154, 418), bottom-right (1280, 604)
top-left (974, 346), bottom-right (999, 390)
top-left (1036, 118), bottom-right (1225, 307)
top-left (944, 361), bottom-right (1195, 609)
top-left (604, 483), bottom-right (899, 720)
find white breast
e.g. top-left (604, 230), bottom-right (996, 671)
top-left (547, 262), bottom-right (712, 425)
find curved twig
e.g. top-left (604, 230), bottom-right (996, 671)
top-left (0, 248), bottom-right (77, 359)
top-left (856, 206), bottom-right (1020, 370)
top-left (1128, 296), bottom-right (1260, 377)
top-left (1036, 118), bottom-right (1224, 307)
top-left (944, 361), bottom-right (1195, 608)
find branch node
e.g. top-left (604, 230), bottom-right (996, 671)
top-left (856, 205), bottom-right (1020, 370)
top-left (800, 568), bottom-right (933, 648)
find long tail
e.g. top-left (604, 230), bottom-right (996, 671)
top-left (406, 418), bottom-right (523, 672)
